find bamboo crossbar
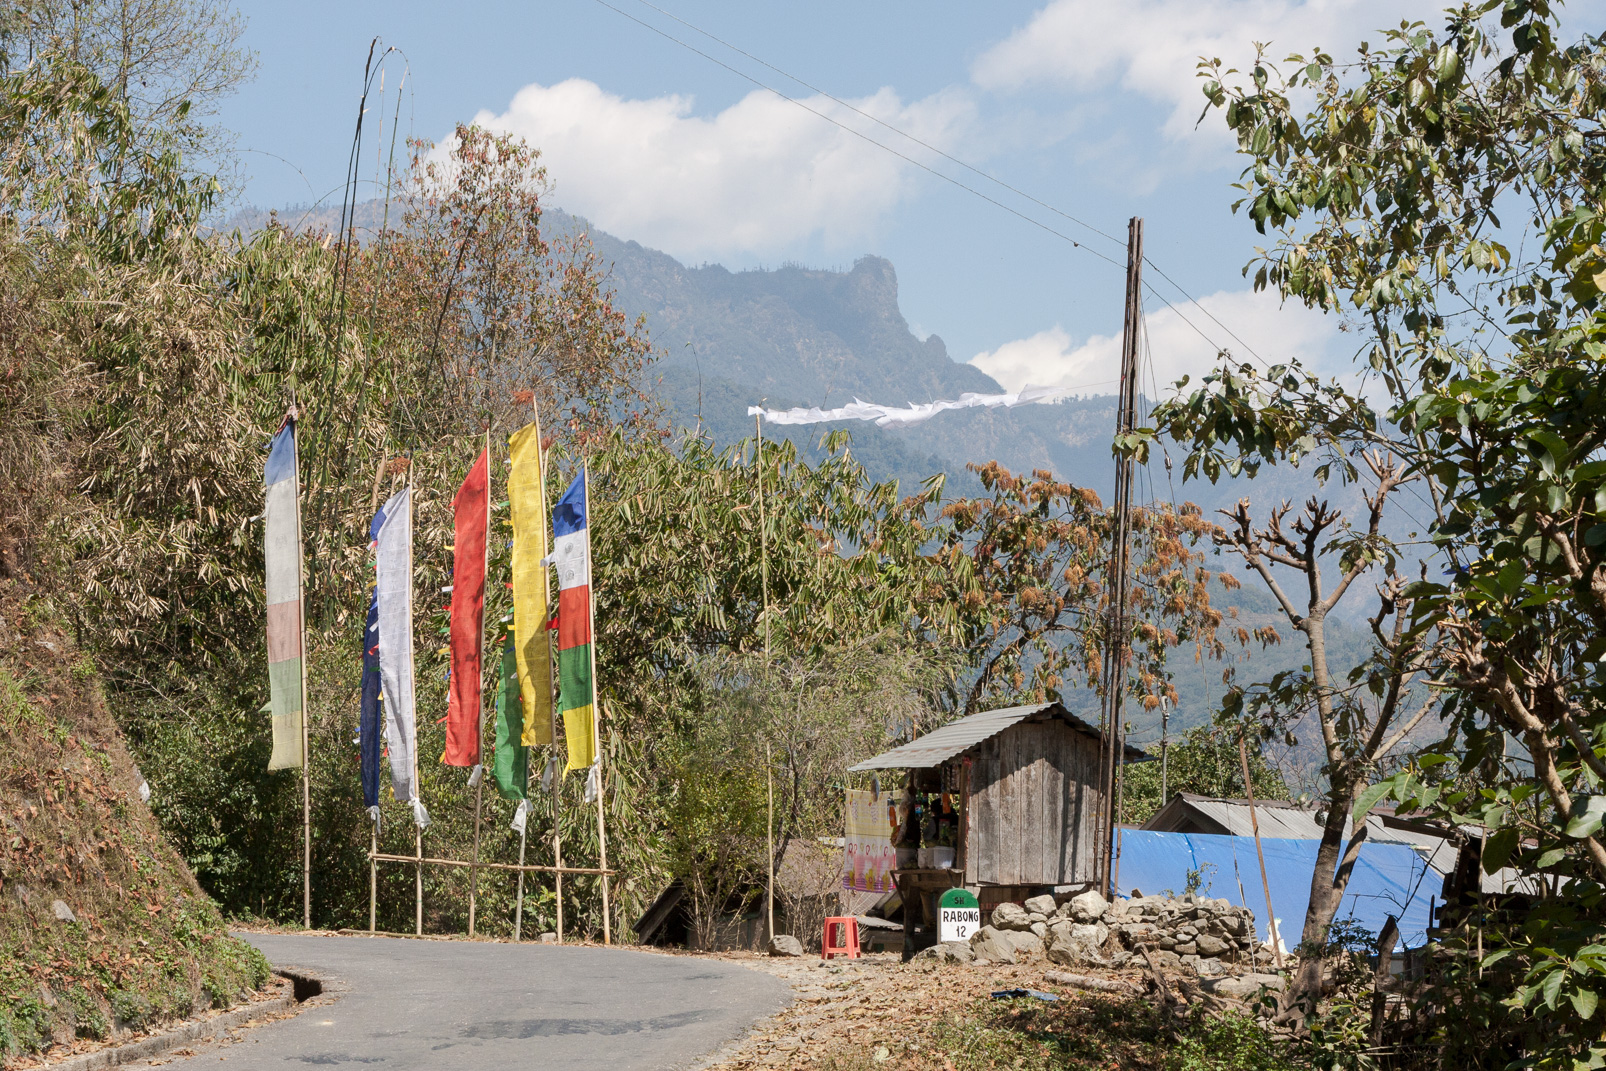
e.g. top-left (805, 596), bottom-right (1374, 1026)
top-left (368, 851), bottom-right (614, 877)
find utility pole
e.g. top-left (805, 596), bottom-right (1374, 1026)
top-left (1096, 217), bottom-right (1143, 896)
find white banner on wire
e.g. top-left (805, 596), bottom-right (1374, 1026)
top-left (748, 384), bottom-right (1070, 429)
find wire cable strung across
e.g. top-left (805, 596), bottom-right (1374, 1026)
top-left (592, 0), bottom-right (1272, 368)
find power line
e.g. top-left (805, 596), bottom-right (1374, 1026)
top-left (591, 0), bottom-right (1267, 371)
top-left (1141, 261), bottom-right (1269, 367)
top-left (586, 0), bottom-right (1126, 274)
top-left (626, 0), bottom-right (1128, 254)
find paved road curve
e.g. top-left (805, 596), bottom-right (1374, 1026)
top-left (161, 934), bottom-right (791, 1070)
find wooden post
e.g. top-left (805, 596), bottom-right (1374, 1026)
top-left (414, 805), bottom-right (423, 934)
top-left (468, 430), bottom-right (491, 938)
top-left (365, 442), bottom-right (386, 937)
top-left (584, 464), bottom-right (611, 946)
top-left (1096, 217), bottom-right (1143, 895)
top-left (766, 740), bottom-right (775, 944)
top-left (595, 748), bottom-right (610, 946)
top-left (368, 819), bottom-right (377, 933)
top-left (469, 777), bottom-right (484, 937)
top-left (554, 763), bottom-right (564, 943)
top-left (1239, 732), bottom-right (1283, 968)
top-left (291, 408), bottom-right (313, 931)
top-left (514, 803), bottom-right (528, 941)
top-left (1369, 914), bottom-right (1400, 1047)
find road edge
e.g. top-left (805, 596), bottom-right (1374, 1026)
top-left (34, 969), bottom-right (323, 1071)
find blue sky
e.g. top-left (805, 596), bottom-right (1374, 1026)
top-left (221, 0), bottom-right (1481, 399)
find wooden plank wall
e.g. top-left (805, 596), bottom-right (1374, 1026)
top-left (964, 718), bottom-right (1106, 886)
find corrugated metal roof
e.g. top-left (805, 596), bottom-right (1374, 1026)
top-left (1145, 794), bottom-right (1541, 895)
top-left (848, 702), bottom-right (1148, 771)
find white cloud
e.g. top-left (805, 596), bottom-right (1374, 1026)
top-left (467, 79), bottom-right (973, 260)
top-left (971, 288), bottom-right (1340, 394)
top-left (972, 0), bottom-right (1441, 142)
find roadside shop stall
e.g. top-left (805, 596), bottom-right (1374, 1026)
top-left (848, 701), bottom-right (1146, 957)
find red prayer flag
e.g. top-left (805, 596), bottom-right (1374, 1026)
top-left (444, 449), bottom-right (488, 766)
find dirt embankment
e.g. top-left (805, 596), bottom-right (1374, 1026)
top-left (0, 587), bottom-right (271, 1067)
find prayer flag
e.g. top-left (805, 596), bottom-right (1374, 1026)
top-left (264, 420), bottom-right (304, 771)
top-left (359, 587), bottom-right (381, 808)
top-left (491, 631), bottom-right (526, 800)
top-left (552, 471), bottom-right (595, 772)
top-left (444, 449), bottom-right (489, 766)
top-left (508, 425), bottom-right (553, 746)
top-left (375, 487), bottom-right (419, 803)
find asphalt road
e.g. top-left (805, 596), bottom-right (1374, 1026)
top-left (159, 933), bottom-right (791, 1070)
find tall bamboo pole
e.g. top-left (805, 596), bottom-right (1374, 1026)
top-left (1239, 733), bottom-right (1284, 968)
top-left (756, 413), bottom-right (771, 662)
top-left (468, 429), bottom-right (490, 938)
top-left (554, 763), bottom-right (564, 943)
top-left (766, 741), bottom-right (775, 944)
top-left (508, 400), bottom-right (547, 941)
top-left (410, 465), bottom-right (422, 938)
top-left (758, 413), bottom-right (773, 945)
top-left (514, 803), bottom-right (528, 941)
top-left (292, 408), bottom-right (313, 930)
top-left (369, 820), bottom-right (377, 933)
top-left (533, 404), bottom-right (562, 945)
top-left (585, 464), bottom-right (611, 946)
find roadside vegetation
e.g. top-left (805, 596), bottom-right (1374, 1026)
top-left (0, 594), bottom-right (271, 1060)
top-left (1148, 0), bottom-right (1606, 1061)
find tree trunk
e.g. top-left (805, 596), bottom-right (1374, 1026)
top-left (1283, 775), bottom-right (1365, 1017)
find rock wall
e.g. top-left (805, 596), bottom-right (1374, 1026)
top-left (949, 890), bottom-right (1275, 977)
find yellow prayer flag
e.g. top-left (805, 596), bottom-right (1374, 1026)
top-left (509, 423), bottom-right (553, 746)
top-left (563, 704), bottom-right (595, 773)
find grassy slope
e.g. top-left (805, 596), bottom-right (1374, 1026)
top-left (0, 587), bottom-right (270, 1063)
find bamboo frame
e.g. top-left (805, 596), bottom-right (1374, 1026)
top-left (357, 413), bottom-right (626, 944)
top-left (369, 851), bottom-right (614, 876)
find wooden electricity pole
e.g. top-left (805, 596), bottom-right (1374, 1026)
top-left (1097, 217), bottom-right (1143, 896)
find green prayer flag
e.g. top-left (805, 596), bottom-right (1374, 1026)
top-left (491, 632), bottom-right (527, 800)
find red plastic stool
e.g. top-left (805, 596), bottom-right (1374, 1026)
top-left (822, 916), bottom-right (861, 959)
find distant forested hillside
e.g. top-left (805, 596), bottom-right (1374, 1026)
top-left (226, 200), bottom-right (1388, 758)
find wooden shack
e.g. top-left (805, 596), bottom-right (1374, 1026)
top-left (849, 701), bottom-right (1147, 955)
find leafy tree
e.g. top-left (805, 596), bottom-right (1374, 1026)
top-left (662, 638), bottom-right (954, 948)
top-left (1156, 0), bottom-right (1606, 1054)
top-left (1122, 725), bottom-right (1289, 826)
top-left (922, 461), bottom-right (1241, 716)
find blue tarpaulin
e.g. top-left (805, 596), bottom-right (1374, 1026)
top-left (1115, 829), bottom-right (1440, 948)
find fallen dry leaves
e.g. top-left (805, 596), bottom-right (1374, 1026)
top-left (679, 950), bottom-right (1157, 1070)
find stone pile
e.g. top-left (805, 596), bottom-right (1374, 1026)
top-left (923, 890), bottom-right (1273, 977)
